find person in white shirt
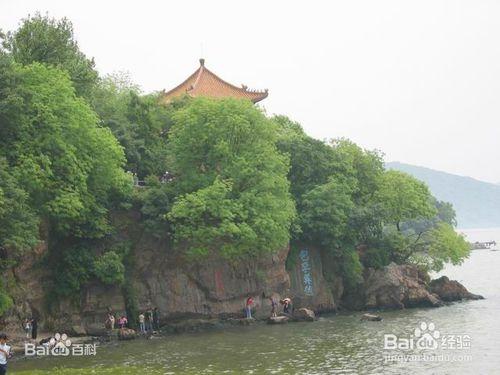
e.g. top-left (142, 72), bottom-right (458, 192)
top-left (138, 313), bottom-right (145, 333)
top-left (0, 333), bottom-right (11, 375)
top-left (24, 319), bottom-right (31, 339)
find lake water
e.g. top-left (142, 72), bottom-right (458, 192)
top-left (10, 229), bottom-right (500, 374)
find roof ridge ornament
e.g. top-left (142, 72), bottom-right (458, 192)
top-left (199, 58), bottom-right (205, 66)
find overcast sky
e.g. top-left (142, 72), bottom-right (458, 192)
top-left (2, 1), bottom-right (499, 183)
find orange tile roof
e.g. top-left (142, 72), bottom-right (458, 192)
top-left (160, 59), bottom-right (268, 104)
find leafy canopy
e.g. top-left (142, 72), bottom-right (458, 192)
top-left (92, 73), bottom-right (173, 179)
top-left (167, 98), bottom-right (295, 259)
top-left (0, 62), bottom-right (131, 239)
top-left (374, 170), bottom-right (437, 230)
top-left (2, 13), bottom-right (98, 99)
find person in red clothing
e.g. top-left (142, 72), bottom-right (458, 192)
top-left (245, 296), bottom-right (254, 319)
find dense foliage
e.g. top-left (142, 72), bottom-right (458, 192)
top-left (274, 116), bottom-right (469, 286)
top-left (0, 61), bottom-right (131, 239)
top-left (166, 98), bottom-right (295, 258)
top-left (92, 73), bottom-right (173, 179)
top-left (0, 15), bottom-right (471, 315)
top-left (2, 13), bottom-right (98, 99)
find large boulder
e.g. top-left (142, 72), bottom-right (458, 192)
top-left (118, 328), bottom-right (136, 340)
top-left (293, 307), bottom-right (316, 322)
top-left (267, 316), bottom-right (289, 324)
top-left (360, 313), bottom-right (382, 322)
top-left (363, 263), bottom-right (442, 309)
top-left (429, 276), bottom-right (484, 302)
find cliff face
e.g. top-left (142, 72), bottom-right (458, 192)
top-left (130, 236), bottom-right (292, 321)
top-left (2, 220), bottom-right (481, 335)
top-left (3, 229), bottom-right (339, 334)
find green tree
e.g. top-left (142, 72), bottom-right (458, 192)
top-left (167, 98), bottom-right (295, 259)
top-left (0, 62), bottom-right (131, 238)
top-left (329, 139), bottom-right (384, 205)
top-left (92, 73), bottom-right (173, 178)
top-left (409, 223), bottom-right (470, 272)
top-left (140, 176), bottom-right (175, 238)
top-left (2, 13), bottom-right (98, 98)
top-left (276, 126), bottom-right (337, 201)
top-left (299, 179), bottom-right (355, 249)
top-left (0, 158), bottom-right (39, 255)
top-left (435, 200), bottom-right (457, 227)
top-left (375, 170), bottom-right (437, 231)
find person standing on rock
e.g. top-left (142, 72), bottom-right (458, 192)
top-left (245, 296), bottom-right (254, 319)
top-left (23, 319), bottom-right (31, 339)
top-left (269, 297), bottom-right (278, 317)
top-left (145, 308), bottom-right (154, 333)
top-left (138, 312), bottom-right (146, 333)
top-left (281, 298), bottom-right (293, 315)
top-left (118, 315), bottom-right (128, 329)
top-left (108, 313), bottom-right (116, 330)
top-left (153, 307), bottom-right (160, 331)
top-left (30, 318), bottom-right (38, 341)
top-left (0, 333), bottom-right (11, 375)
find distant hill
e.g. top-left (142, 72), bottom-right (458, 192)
top-left (386, 162), bottom-right (500, 229)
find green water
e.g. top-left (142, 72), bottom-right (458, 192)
top-left (10, 230), bottom-right (500, 374)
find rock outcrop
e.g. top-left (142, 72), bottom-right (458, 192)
top-left (360, 313), bottom-right (382, 321)
top-left (118, 328), bottom-right (136, 340)
top-left (293, 308), bottom-right (316, 322)
top-left (363, 263), bottom-right (442, 309)
top-left (429, 276), bottom-right (484, 302)
top-left (288, 246), bottom-right (337, 312)
top-left (131, 235), bottom-right (291, 322)
top-left (339, 263), bottom-right (441, 310)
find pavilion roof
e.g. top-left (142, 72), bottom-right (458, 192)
top-left (160, 59), bottom-right (268, 104)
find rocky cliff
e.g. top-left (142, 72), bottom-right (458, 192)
top-left (1, 222), bottom-right (483, 335)
top-left (3, 232), bottom-right (340, 335)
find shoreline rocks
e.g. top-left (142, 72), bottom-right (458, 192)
top-left (361, 313), bottom-right (382, 321)
top-left (429, 276), bottom-right (484, 302)
top-left (293, 308), bottom-right (316, 322)
top-left (343, 263), bottom-right (484, 311)
top-left (118, 328), bottom-right (136, 340)
top-left (362, 263), bottom-right (443, 310)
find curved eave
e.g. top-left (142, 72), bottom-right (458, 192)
top-left (161, 62), bottom-right (268, 104)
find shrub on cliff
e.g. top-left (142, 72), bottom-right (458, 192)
top-left (93, 251), bottom-right (125, 286)
top-left (0, 289), bottom-right (13, 316)
top-left (166, 98), bottom-right (295, 259)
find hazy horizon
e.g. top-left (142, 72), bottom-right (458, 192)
top-left (2, 0), bottom-right (499, 183)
